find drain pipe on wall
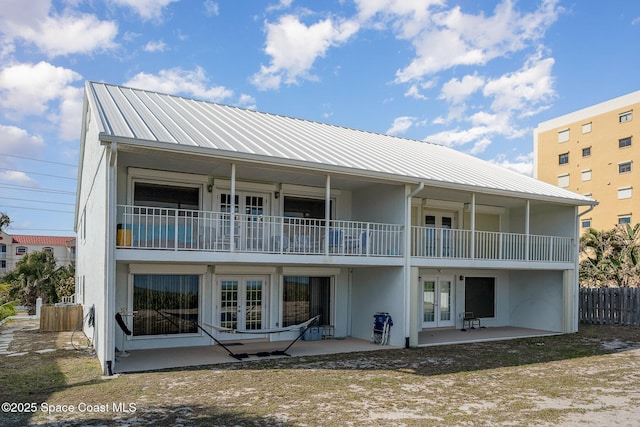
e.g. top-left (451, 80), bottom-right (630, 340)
top-left (405, 182), bottom-right (424, 348)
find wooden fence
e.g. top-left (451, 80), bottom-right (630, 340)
top-left (579, 287), bottom-right (640, 326)
top-left (40, 304), bottom-right (83, 332)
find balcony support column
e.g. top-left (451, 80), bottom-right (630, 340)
top-left (230, 163), bottom-right (236, 252)
top-left (325, 175), bottom-right (331, 255)
top-left (470, 193), bottom-right (476, 259)
top-left (525, 200), bottom-right (530, 261)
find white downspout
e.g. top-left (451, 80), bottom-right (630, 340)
top-left (405, 182), bottom-right (424, 348)
top-left (470, 193), bottom-right (476, 259)
top-left (525, 200), bottom-right (530, 261)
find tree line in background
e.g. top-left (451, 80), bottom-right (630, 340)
top-left (0, 213), bottom-right (75, 318)
top-left (580, 223), bottom-right (640, 288)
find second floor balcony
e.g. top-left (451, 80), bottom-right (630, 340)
top-left (115, 205), bottom-right (574, 264)
top-left (116, 205), bottom-right (404, 257)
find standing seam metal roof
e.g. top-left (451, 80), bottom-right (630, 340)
top-left (85, 81), bottom-right (595, 205)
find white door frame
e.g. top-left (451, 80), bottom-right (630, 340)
top-left (421, 275), bottom-right (455, 328)
top-left (216, 274), bottom-right (269, 340)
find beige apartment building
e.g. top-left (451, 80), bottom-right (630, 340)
top-left (535, 90), bottom-right (640, 232)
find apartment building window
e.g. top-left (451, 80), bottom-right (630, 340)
top-left (557, 128), bottom-right (570, 143)
top-left (582, 146), bottom-right (591, 157)
top-left (619, 137), bottom-right (632, 148)
top-left (581, 170), bottom-right (592, 181)
top-left (619, 111), bottom-right (632, 123)
top-left (0, 244), bottom-right (5, 259)
top-left (558, 152), bottom-right (569, 165)
top-left (582, 122), bottom-right (592, 133)
top-left (43, 247), bottom-right (54, 253)
top-left (16, 246), bottom-right (27, 256)
top-left (619, 161), bottom-right (632, 174)
top-left (618, 187), bottom-right (632, 200)
top-left (557, 174), bottom-right (569, 188)
top-left (618, 215), bottom-right (632, 224)
top-left (581, 219), bottom-right (591, 228)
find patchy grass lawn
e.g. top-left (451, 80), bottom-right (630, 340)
top-left (1, 320), bottom-right (640, 426)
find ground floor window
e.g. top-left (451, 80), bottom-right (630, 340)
top-left (282, 276), bottom-right (331, 326)
top-left (132, 274), bottom-right (199, 336)
top-left (465, 277), bottom-right (495, 318)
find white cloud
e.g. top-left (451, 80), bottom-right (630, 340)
top-left (144, 40), bottom-right (167, 52)
top-left (237, 94), bottom-right (256, 110)
top-left (490, 152), bottom-right (533, 176)
top-left (483, 54), bottom-right (556, 114)
top-left (54, 85), bottom-right (84, 141)
top-left (0, 170), bottom-right (38, 186)
top-left (204, 1), bottom-right (220, 17)
top-left (251, 15), bottom-right (359, 90)
top-left (470, 137), bottom-right (491, 155)
top-left (0, 61), bottom-right (82, 120)
top-left (439, 73), bottom-right (485, 105)
top-left (0, 1), bottom-right (118, 57)
top-left (357, 0), bottom-right (563, 82)
top-left (108, 0), bottom-right (180, 22)
top-left (0, 124), bottom-right (46, 157)
top-left (124, 66), bottom-right (234, 102)
top-left (386, 116), bottom-right (415, 135)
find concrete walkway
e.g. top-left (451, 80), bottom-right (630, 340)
top-left (0, 316), bottom-right (39, 355)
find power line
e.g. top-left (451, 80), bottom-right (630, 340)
top-left (0, 167), bottom-right (77, 181)
top-left (2, 196), bottom-right (75, 206)
top-left (0, 153), bottom-right (77, 168)
top-left (8, 228), bottom-right (75, 233)
top-left (0, 184), bottom-right (75, 195)
top-left (2, 205), bottom-right (74, 214)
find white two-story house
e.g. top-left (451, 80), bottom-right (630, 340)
top-left (76, 81), bottom-right (596, 374)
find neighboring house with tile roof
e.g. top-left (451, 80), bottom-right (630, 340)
top-left (77, 81), bottom-right (596, 375)
top-left (0, 231), bottom-right (75, 274)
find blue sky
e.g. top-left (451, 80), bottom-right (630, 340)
top-left (1, 0), bottom-right (639, 236)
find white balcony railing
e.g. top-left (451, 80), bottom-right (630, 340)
top-left (411, 226), bottom-right (573, 263)
top-left (116, 205), bottom-right (405, 257)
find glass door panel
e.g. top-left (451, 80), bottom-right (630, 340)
top-left (422, 276), bottom-right (455, 328)
top-left (423, 280), bottom-right (435, 323)
top-left (220, 279), bottom-right (239, 329)
top-left (217, 276), bottom-right (267, 338)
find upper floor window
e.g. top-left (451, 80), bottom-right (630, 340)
top-left (618, 215), bottom-right (632, 224)
top-left (582, 147), bottom-right (591, 157)
top-left (619, 161), bottom-right (632, 174)
top-left (619, 111), bottom-right (632, 123)
top-left (558, 128), bottom-right (570, 143)
top-left (581, 219), bottom-right (591, 228)
top-left (0, 244), bottom-right (5, 259)
top-left (43, 247), bottom-right (54, 253)
top-left (582, 122), bottom-right (592, 134)
top-left (557, 174), bottom-right (569, 188)
top-left (16, 246), bottom-right (27, 256)
top-left (618, 187), bottom-right (632, 200)
top-left (581, 170), bottom-right (592, 181)
top-left (619, 137), bottom-right (632, 148)
top-left (134, 182), bottom-right (200, 210)
top-left (558, 152), bottom-right (569, 165)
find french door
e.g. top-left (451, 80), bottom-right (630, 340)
top-left (218, 191), bottom-right (268, 250)
top-left (217, 275), bottom-right (267, 339)
top-left (422, 276), bottom-right (454, 328)
top-left (425, 212), bottom-right (456, 257)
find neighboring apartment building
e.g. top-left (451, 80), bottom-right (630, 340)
top-left (534, 90), bottom-right (640, 231)
top-left (77, 82), bottom-right (595, 375)
top-left (0, 232), bottom-right (75, 274)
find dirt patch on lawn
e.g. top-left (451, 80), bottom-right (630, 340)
top-left (2, 321), bottom-right (640, 426)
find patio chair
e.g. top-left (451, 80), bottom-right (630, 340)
top-left (461, 312), bottom-right (481, 331)
top-left (328, 229), bottom-right (344, 254)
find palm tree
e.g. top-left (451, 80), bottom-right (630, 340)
top-left (4, 251), bottom-right (59, 314)
top-left (0, 212), bottom-right (9, 232)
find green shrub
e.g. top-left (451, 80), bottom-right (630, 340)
top-left (0, 302), bottom-right (16, 322)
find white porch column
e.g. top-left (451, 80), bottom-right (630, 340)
top-left (325, 175), bottom-right (331, 255)
top-left (230, 163), bottom-right (236, 252)
top-left (525, 200), bottom-right (530, 261)
top-left (470, 193), bottom-right (476, 259)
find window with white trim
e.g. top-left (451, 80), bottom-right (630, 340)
top-left (16, 246), bottom-right (27, 256)
top-left (43, 247), bottom-right (54, 253)
top-left (619, 111), bottom-right (632, 123)
top-left (557, 174), bottom-right (570, 188)
top-left (582, 122), bottom-right (592, 133)
top-left (619, 161), bottom-right (632, 174)
top-left (618, 187), bottom-right (632, 200)
top-left (582, 146), bottom-right (591, 157)
top-left (558, 129), bottom-right (570, 143)
top-left (618, 215), bottom-right (632, 224)
top-left (581, 170), bottom-right (592, 181)
top-left (619, 137), bottom-right (632, 148)
top-left (559, 152), bottom-right (569, 165)
top-left (581, 219), bottom-right (591, 228)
